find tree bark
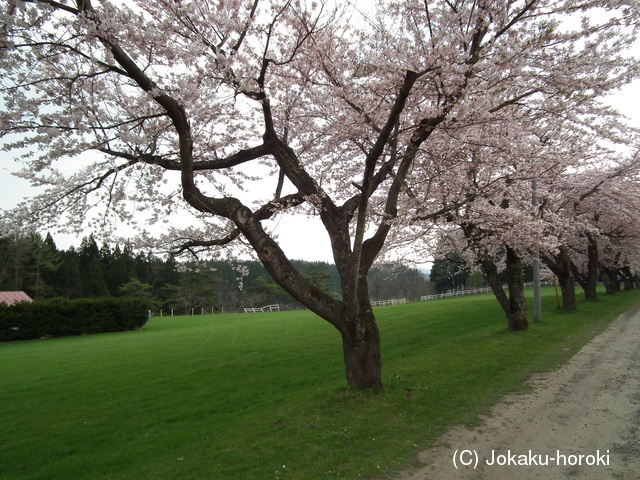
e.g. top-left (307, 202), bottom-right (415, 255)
top-left (601, 267), bottom-right (619, 295)
top-left (480, 247), bottom-right (528, 331)
top-left (460, 220), bottom-right (528, 331)
top-left (335, 262), bottom-right (384, 389)
top-left (570, 234), bottom-right (599, 301)
top-left (505, 247), bottom-right (528, 331)
top-left (541, 246), bottom-right (577, 310)
top-left (341, 310), bottom-right (383, 390)
top-left (557, 272), bottom-right (577, 310)
top-left (621, 267), bottom-right (635, 291)
top-left (585, 237), bottom-right (600, 299)
top-left (482, 258), bottom-right (511, 318)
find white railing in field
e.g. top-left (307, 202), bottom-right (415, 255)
top-left (420, 281), bottom-right (554, 301)
top-left (371, 298), bottom-right (407, 307)
top-left (244, 304), bottom-right (281, 313)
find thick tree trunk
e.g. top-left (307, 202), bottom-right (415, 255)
top-left (338, 271), bottom-right (384, 389)
top-left (482, 258), bottom-right (511, 316)
top-left (571, 235), bottom-right (599, 301)
top-left (341, 310), bottom-right (383, 389)
top-left (557, 273), bottom-right (577, 310)
top-left (230, 209), bottom-right (385, 389)
top-left (505, 247), bottom-right (528, 331)
top-left (481, 247), bottom-right (528, 331)
top-left (461, 220), bottom-right (527, 331)
top-left (621, 267), bottom-right (635, 291)
top-left (541, 247), bottom-right (577, 311)
top-left (584, 238), bottom-right (600, 299)
top-left (601, 268), bottom-right (619, 295)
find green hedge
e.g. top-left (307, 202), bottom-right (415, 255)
top-left (0, 297), bottom-right (149, 342)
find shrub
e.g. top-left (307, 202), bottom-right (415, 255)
top-left (0, 297), bottom-right (149, 342)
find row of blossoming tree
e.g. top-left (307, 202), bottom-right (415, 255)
top-left (2, 0), bottom-right (639, 389)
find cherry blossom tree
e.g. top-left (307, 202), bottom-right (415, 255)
top-left (535, 151), bottom-right (640, 304)
top-left (580, 165), bottom-right (640, 291)
top-left (410, 139), bottom-right (553, 330)
top-left (374, 1), bottom-right (640, 329)
top-left (1, 0), bottom-right (639, 388)
top-left (402, 87), bottom-right (640, 327)
top-left (590, 175), bottom-right (640, 292)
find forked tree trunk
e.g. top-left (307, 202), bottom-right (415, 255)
top-left (557, 273), bottom-right (577, 310)
top-left (481, 246), bottom-right (528, 331)
top-left (541, 247), bottom-right (577, 311)
top-left (239, 217), bottom-right (384, 389)
top-left (601, 268), bottom-right (620, 295)
top-left (621, 267), bottom-right (635, 291)
top-left (570, 235), bottom-right (599, 301)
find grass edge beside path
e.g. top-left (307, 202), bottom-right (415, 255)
top-left (378, 288), bottom-right (640, 479)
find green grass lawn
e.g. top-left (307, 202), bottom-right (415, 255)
top-left (1, 287), bottom-right (638, 480)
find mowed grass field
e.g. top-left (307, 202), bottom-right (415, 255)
top-left (1, 287), bottom-right (639, 480)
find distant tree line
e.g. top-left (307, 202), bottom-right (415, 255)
top-left (0, 234), bottom-right (430, 314)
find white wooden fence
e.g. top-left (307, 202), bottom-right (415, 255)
top-left (420, 281), bottom-right (554, 301)
top-left (244, 304), bottom-right (281, 313)
top-left (371, 298), bottom-right (408, 307)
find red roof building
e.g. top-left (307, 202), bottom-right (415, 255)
top-left (0, 291), bottom-right (34, 306)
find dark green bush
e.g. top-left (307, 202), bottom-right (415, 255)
top-left (0, 297), bottom-right (149, 342)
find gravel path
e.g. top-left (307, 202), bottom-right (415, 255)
top-left (393, 304), bottom-right (640, 480)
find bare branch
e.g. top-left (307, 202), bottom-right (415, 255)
top-left (170, 230), bottom-right (242, 256)
top-left (22, 0), bottom-right (79, 15)
top-left (493, 0), bottom-right (538, 40)
top-left (489, 89), bottom-right (540, 113)
top-left (232, 0), bottom-right (260, 52)
top-left (99, 143), bottom-right (273, 171)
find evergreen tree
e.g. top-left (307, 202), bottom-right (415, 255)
top-left (164, 264), bottom-right (220, 314)
top-left (105, 245), bottom-right (137, 296)
top-left (57, 248), bottom-right (83, 298)
top-left (78, 236), bottom-right (109, 297)
top-left (0, 236), bottom-right (12, 290)
top-left (249, 275), bottom-right (294, 305)
top-left (302, 262), bottom-right (339, 297)
top-left (28, 233), bottom-right (61, 299)
top-left (9, 236), bottom-right (32, 293)
top-left (367, 265), bottom-right (430, 300)
top-left (430, 252), bottom-right (471, 294)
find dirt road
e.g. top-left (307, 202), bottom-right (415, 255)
top-left (393, 305), bottom-right (640, 480)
